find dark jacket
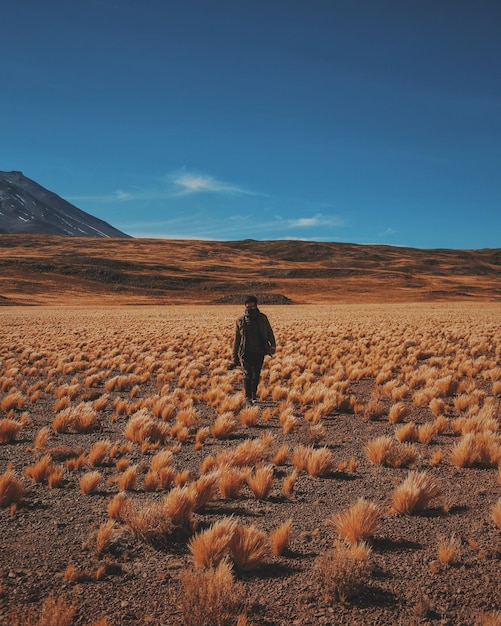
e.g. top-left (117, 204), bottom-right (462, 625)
top-left (233, 309), bottom-right (276, 363)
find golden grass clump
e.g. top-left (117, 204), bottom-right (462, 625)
top-left (437, 533), bottom-right (461, 565)
top-left (210, 412), bottom-right (238, 439)
top-left (283, 470), bottom-right (297, 496)
top-left (178, 559), bottom-right (246, 626)
top-left (238, 404), bottom-right (260, 426)
top-left (388, 401), bottom-right (409, 424)
top-left (270, 519), bottom-right (292, 556)
top-left (313, 540), bottom-right (373, 602)
top-left (24, 455), bottom-right (64, 487)
top-left (449, 432), bottom-right (501, 468)
top-left (163, 486), bottom-right (196, 526)
top-left (117, 465), bottom-right (138, 491)
top-left (0, 470), bottom-right (25, 508)
top-left (1, 390), bottom-right (27, 411)
top-left (271, 444), bottom-right (289, 466)
top-left (34, 426), bottom-right (50, 450)
top-left (246, 464), bottom-right (274, 500)
top-left (365, 436), bottom-right (418, 468)
top-left (219, 468), bottom-right (246, 499)
top-left (88, 440), bottom-right (111, 467)
top-left (189, 518), bottom-right (238, 568)
top-left (229, 524), bottom-right (269, 571)
top-left (52, 402), bottom-right (98, 434)
top-left (79, 470), bottom-right (103, 495)
top-left (189, 472), bottom-right (220, 511)
top-left (8, 594), bottom-right (76, 626)
top-left (364, 396), bottom-right (386, 421)
top-left (330, 498), bottom-right (382, 544)
top-left (391, 470), bottom-right (442, 514)
top-left (306, 446), bottom-right (335, 477)
top-left (121, 497), bottom-right (174, 543)
top-left (124, 408), bottom-right (170, 444)
top-left (395, 422), bottom-right (419, 443)
top-left (0, 418), bottom-right (24, 444)
top-left (95, 519), bottom-right (122, 555)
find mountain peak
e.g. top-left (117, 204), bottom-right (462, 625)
top-left (0, 171), bottom-right (130, 238)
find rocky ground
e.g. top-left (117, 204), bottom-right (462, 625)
top-left (0, 305), bottom-right (500, 626)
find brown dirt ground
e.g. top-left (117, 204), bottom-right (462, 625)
top-left (0, 304), bottom-right (500, 626)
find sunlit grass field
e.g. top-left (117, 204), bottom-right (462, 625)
top-left (1, 303), bottom-right (500, 625)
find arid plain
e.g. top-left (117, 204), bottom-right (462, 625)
top-left (0, 236), bottom-right (500, 625)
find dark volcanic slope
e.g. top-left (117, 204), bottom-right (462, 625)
top-left (0, 171), bottom-right (130, 238)
top-left (0, 235), bottom-right (499, 305)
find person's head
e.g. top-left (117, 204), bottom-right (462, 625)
top-left (244, 295), bottom-right (258, 310)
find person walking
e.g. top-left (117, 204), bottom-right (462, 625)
top-left (231, 295), bottom-right (276, 404)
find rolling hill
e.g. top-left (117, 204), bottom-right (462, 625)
top-left (0, 235), bottom-right (499, 305)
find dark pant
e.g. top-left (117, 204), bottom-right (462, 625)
top-left (241, 351), bottom-right (265, 399)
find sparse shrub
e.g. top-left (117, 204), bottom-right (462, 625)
top-left (95, 519), bottom-right (121, 555)
top-left (272, 444), bottom-right (289, 466)
top-left (449, 432), bottom-right (501, 468)
top-left (179, 560), bottom-right (246, 626)
top-left (189, 472), bottom-right (220, 511)
top-left (238, 405), bottom-right (259, 426)
top-left (1, 391), bottom-right (26, 412)
top-left (391, 470), bottom-right (441, 514)
top-left (313, 540), bottom-right (373, 602)
top-left (330, 498), bottom-right (382, 544)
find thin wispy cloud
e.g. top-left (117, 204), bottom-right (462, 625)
top-left (68, 170), bottom-right (257, 204)
top-left (168, 171), bottom-right (255, 196)
top-left (288, 213), bottom-right (344, 228)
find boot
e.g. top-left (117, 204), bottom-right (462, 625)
top-left (244, 379), bottom-right (253, 403)
top-left (251, 379), bottom-right (259, 404)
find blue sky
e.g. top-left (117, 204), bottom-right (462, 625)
top-left (2, 1), bottom-right (500, 248)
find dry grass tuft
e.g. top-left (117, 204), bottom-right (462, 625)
top-left (0, 470), bottom-right (25, 508)
top-left (0, 418), bottom-right (24, 444)
top-left (365, 436), bottom-right (418, 468)
top-left (330, 498), bottom-right (382, 544)
top-left (189, 518), bottom-right (238, 568)
top-left (179, 559), bottom-right (246, 626)
top-left (246, 464), bottom-right (274, 500)
top-left (391, 471), bottom-right (442, 514)
top-left (313, 540), bottom-right (373, 602)
top-left (437, 533), bottom-right (461, 565)
top-left (8, 594), bottom-right (76, 626)
top-left (270, 519), bottom-right (292, 556)
top-left (229, 524), bottom-right (269, 571)
top-left (211, 412), bottom-right (238, 439)
top-left (163, 486), bottom-right (196, 525)
top-left (79, 471), bottom-right (103, 495)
